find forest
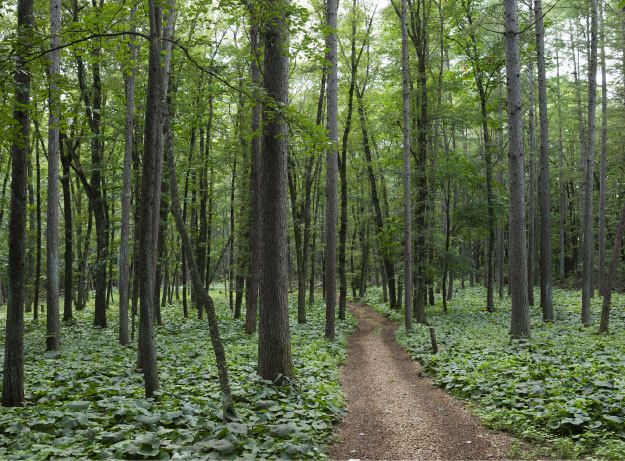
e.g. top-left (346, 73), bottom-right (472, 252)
top-left (1, 0), bottom-right (625, 457)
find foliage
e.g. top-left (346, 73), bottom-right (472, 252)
top-left (366, 284), bottom-right (625, 459)
top-left (0, 292), bottom-right (355, 459)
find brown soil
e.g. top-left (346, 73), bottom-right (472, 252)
top-left (329, 302), bottom-right (515, 460)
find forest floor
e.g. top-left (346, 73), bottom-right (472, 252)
top-left (329, 302), bottom-right (514, 460)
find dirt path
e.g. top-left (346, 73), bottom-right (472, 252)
top-left (329, 302), bottom-right (513, 460)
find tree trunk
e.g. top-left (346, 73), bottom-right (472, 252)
top-left (582, 0), bottom-right (598, 326)
top-left (165, 100), bottom-right (236, 418)
top-left (137, 0), bottom-right (164, 397)
top-left (118, 3), bottom-right (137, 346)
top-left (556, 35), bottom-right (566, 280)
top-left (504, 0), bottom-right (530, 339)
top-left (527, 34), bottom-right (536, 308)
top-left (324, 0), bottom-right (338, 340)
top-left (258, 0), bottom-right (294, 380)
top-left (61, 142), bottom-right (73, 321)
top-left (245, 20), bottom-right (261, 334)
top-left (401, 0), bottom-right (412, 330)
top-left (2, 0), bottom-right (32, 406)
top-left (535, 0), bottom-right (553, 321)
top-left (598, 201), bottom-right (625, 333)
top-left (597, 0), bottom-right (607, 297)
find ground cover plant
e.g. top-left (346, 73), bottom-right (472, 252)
top-left (364, 285), bottom-right (625, 459)
top-left (0, 292), bottom-right (355, 459)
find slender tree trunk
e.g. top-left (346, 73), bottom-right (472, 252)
top-left (118, 3), bottom-right (137, 346)
top-left (2, 0), bottom-right (32, 406)
top-left (598, 201), bottom-right (625, 333)
top-left (61, 142), bottom-right (73, 321)
top-left (582, 0), bottom-right (598, 326)
top-left (245, 20), bottom-right (261, 334)
top-left (527, 38), bottom-right (536, 308)
top-left (505, 0), bottom-right (530, 339)
top-left (324, 0), bottom-right (338, 340)
top-left (165, 103), bottom-right (236, 417)
top-left (535, 0), bottom-right (553, 321)
top-left (356, 87), bottom-right (397, 310)
top-left (402, 0), bottom-right (412, 329)
top-left (258, 0), bottom-right (294, 380)
top-left (597, 0), bottom-right (607, 296)
top-left (556, 35), bottom-right (566, 280)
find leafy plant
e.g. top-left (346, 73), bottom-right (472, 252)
top-left (0, 291), bottom-right (355, 459)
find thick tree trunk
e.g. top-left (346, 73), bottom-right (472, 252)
top-left (257, 0), bottom-right (294, 380)
top-left (137, 0), bottom-right (164, 397)
top-left (504, 0), bottom-right (530, 339)
top-left (2, 0), bottom-right (32, 406)
top-left (535, 0), bottom-right (553, 321)
top-left (582, 0), bottom-right (598, 326)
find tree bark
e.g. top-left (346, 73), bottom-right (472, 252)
top-left (137, 0), bottom-right (164, 397)
top-left (582, 0), bottom-right (598, 326)
top-left (504, 0), bottom-right (530, 339)
top-left (535, 0), bottom-right (553, 321)
top-left (401, 0), bottom-right (412, 330)
top-left (527, 29), bottom-right (536, 308)
top-left (597, 0), bottom-right (607, 296)
top-left (556, 35), bottom-right (566, 280)
top-left (325, 0), bottom-right (338, 340)
top-left (245, 20), bottom-right (261, 334)
top-left (2, 0), bottom-right (32, 406)
top-left (118, 3), bottom-right (137, 346)
top-left (257, 0), bottom-right (294, 380)
top-left (60, 140), bottom-right (73, 321)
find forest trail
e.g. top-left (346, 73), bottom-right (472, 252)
top-left (329, 302), bottom-right (513, 460)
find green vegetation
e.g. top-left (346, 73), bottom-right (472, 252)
top-left (365, 286), bottom-right (625, 459)
top-left (0, 293), bottom-right (355, 459)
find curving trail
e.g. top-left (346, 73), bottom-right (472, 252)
top-left (329, 302), bottom-right (514, 460)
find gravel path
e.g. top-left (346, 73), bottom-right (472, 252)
top-left (329, 302), bottom-right (514, 460)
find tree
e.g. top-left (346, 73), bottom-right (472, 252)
top-left (581, 0), bottom-right (598, 326)
top-left (46, 0), bottom-right (61, 351)
top-left (118, 3), bottom-right (138, 346)
top-left (257, 0), bottom-right (294, 381)
top-left (535, 0), bottom-right (553, 321)
top-left (401, 0), bottom-right (412, 330)
top-left (137, 0), bottom-right (165, 397)
top-left (2, 0), bottom-right (33, 407)
top-left (325, 0), bottom-right (338, 340)
top-left (504, 0), bottom-right (530, 339)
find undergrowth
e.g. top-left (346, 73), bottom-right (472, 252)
top-left (0, 291), bottom-right (355, 459)
top-left (363, 284), bottom-right (625, 459)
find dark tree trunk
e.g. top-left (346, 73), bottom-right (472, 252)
top-left (61, 141), bottom-right (73, 321)
top-left (258, 0), bottom-right (294, 379)
top-left (2, 0), bottom-right (32, 406)
top-left (136, 0), bottom-right (164, 397)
